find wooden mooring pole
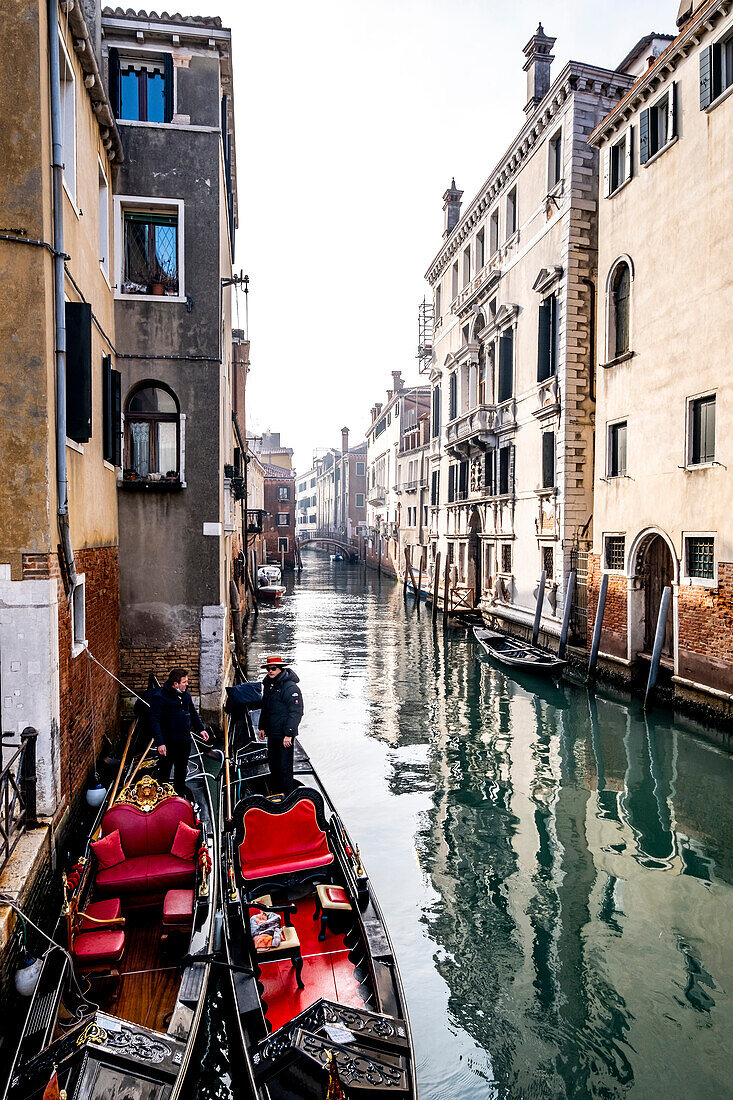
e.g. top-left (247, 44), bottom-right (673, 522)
top-left (588, 571), bottom-right (608, 681)
top-left (442, 554), bottom-right (450, 626)
top-left (532, 570), bottom-right (546, 645)
top-left (403, 546), bottom-right (410, 596)
top-left (432, 551), bottom-right (441, 623)
top-left (558, 570), bottom-right (576, 659)
top-left (644, 585), bottom-right (672, 710)
top-left (416, 548), bottom-right (424, 607)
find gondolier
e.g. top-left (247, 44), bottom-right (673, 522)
top-left (150, 667), bottom-right (209, 797)
top-left (258, 655), bottom-right (303, 794)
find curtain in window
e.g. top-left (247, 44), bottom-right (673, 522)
top-left (157, 422), bottom-right (177, 473)
top-left (130, 422), bottom-right (151, 475)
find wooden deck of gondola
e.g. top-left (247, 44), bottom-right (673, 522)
top-left (113, 912), bottom-right (180, 1031)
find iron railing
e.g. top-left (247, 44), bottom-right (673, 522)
top-left (569, 549), bottom-right (589, 646)
top-left (0, 727), bottom-right (38, 873)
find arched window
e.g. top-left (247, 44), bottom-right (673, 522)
top-left (607, 258), bottom-right (632, 360)
top-left (124, 383), bottom-right (180, 478)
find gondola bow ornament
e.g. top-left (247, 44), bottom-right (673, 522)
top-left (325, 1050), bottom-right (346, 1100)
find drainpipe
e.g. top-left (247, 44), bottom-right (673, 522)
top-left (48, 0), bottom-right (77, 592)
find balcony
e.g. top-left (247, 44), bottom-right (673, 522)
top-left (445, 404), bottom-right (497, 455)
top-left (403, 478), bottom-right (427, 493)
top-left (367, 484), bottom-right (386, 505)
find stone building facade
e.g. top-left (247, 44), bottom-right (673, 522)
top-left (424, 27), bottom-right (633, 635)
top-left (313, 430), bottom-right (367, 540)
top-left (296, 464), bottom-right (319, 540)
top-left (263, 465), bottom-right (296, 569)
top-left (102, 8), bottom-right (239, 717)
top-left (395, 414), bottom-right (431, 574)
top-left (587, 0), bottom-right (733, 710)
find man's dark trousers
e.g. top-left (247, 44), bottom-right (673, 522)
top-left (267, 737), bottom-right (294, 795)
top-left (157, 741), bottom-right (191, 798)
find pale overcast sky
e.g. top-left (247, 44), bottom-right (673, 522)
top-left (170, 0), bottom-right (674, 472)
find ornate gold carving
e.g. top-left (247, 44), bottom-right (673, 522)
top-left (76, 1022), bottom-right (108, 1047)
top-left (115, 775), bottom-right (176, 812)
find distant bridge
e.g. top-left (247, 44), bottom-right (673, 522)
top-left (299, 534), bottom-right (358, 560)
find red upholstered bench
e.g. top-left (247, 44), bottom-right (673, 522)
top-left (73, 929), bottom-right (126, 974)
top-left (162, 888), bottom-right (194, 932)
top-left (78, 897), bottom-right (122, 932)
top-left (237, 789), bottom-right (333, 884)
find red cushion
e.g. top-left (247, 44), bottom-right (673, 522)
top-left (146, 854), bottom-right (196, 893)
top-left (238, 800), bottom-right (333, 881)
top-left (324, 886), bottom-right (348, 906)
top-left (91, 829), bottom-right (125, 870)
top-left (73, 929), bottom-right (125, 965)
top-left (101, 798), bottom-right (195, 858)
top-left (78, 898), bottom-right (122, 931)
top-left (163, 888), bottom-right (194, 924)
top-left (95, 855), bottom-right (150, 896)
top-left (171, 820), bottom-right (200, 861)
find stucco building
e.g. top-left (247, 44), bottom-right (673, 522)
top-left (424, 27), bottom-right (634, 635)
top-left (313, 430), bottom-right (367, 540)
top-left (296, 464), bottom-right (319, 541)
top-left (396, 413), bottom-right (431, 574)
top-left (102, 7), bottom-right (239, 717)
top-left (587, 0), bottom-right (733, 708)
top-left (263, 465), bottom-right (296, 569)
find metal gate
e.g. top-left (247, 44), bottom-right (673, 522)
top-left (569, 549), bottom-right (588, 646)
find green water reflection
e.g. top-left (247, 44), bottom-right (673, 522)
top-left (190, 552), bottom-right (733, 1099)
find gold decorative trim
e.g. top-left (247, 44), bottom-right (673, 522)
top-left (115, 775), bottom-right (177, 812)
top-left (76, 1022), bottom-right (108, 1047)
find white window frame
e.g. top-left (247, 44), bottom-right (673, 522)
top-left (277, 537), bottom-right (289, 553)
top-left (681, 532), bottom-right (717, 587)
top-left (276, 512), bottom-right (289, 527)
top-left (604, 128), bottom-right (633, 197)
top-left (356, 461), bottom-right (365, 477)
top-left (59, 31), bottom-right (77, 206)
top-left (644, 85), bottom-right (676, 164)
top-left (685, 389), bottom-right (717, 469)
top-left (356, 493), bottom-right (365, 508)
top-left (547, 127), bottom-right (563, 190)
top-left (505, 187), bottom-right (517, 241)
top-left (71, 574), bottom-right (87, 658)
top-left (606, 417), bottom-right (629, 478)
top-left (604, 255), bottom-right (634, 363)
top-left (98, 157), bottom-right (110, 283)
top-left (114, 195), bottom-right (186, 302)
top-left (115, 49), bottom-right (174, 124)
top-left (489, 208), bottom-right (499, 256)
top-left (602, 533), bottom-right (626, 574)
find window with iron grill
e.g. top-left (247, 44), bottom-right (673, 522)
top-left (604, 535), bottom-right (625, 571)
top-left (502, 543), bottom-right (512, 574)
top-left (686, 536), bottom-right (714, 580)
top-left (542, 545), bottom-right (554, 579)
top-left (123, 211), bottom-right (178, 295)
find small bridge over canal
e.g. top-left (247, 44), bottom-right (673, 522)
top-left (299, 532), bottom-right (359, 560)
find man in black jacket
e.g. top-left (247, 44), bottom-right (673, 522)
top-left (258, 655), bottom-right (304, 794)
top-left (150, 667), bottom-right (208, 797)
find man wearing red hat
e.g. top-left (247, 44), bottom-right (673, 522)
top-left (258, 656), bottom-right (304, 794)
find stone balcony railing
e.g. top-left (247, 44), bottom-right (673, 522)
top-left (367, 484), bottom-right (386, 505)
top-left (403, 478), bottom-right (427, 492)
top-left (445, 404), bottom-right (497, 453)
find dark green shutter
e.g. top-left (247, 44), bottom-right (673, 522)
top-left (108, 47), bottom-right (120, 118)
top-left (537, 300), bottom-right (551, 381)
top-left (112, 369), bottom-right (122, 466)
top-left (164, 53), bottom-right (174, 122)
top-left (65, 303), bottom-right (92, 443)
top-left (639, 109), bottom-right (650, 164)
top-left (499, 331), bottom-right (513, 402)
top-left (449, 374), bottom-right (457, 420)
top-left (542, 431), bottom-right (555, 488)
top-left (448, 464), bottom-right (455, 502)
top-left (700, 45), bottom-right (713, 109)
top-left (102, 355), bottom-right (112, 462)
top-left (459, 460), bottom-right (468, 497)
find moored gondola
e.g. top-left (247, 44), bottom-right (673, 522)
top-left (474, 626), bottom-right (567, 675)
top-left (3, 710), bottom-right (219, 1100)
top-left (219, 699), bottom-right (416, 1098)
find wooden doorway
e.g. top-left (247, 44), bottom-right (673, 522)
top-left (639, 534), bottom-right (674, 656)
top-left (467, 509), bottom-right (482, 608)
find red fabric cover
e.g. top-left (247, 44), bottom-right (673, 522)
top-left (95, 854), bottom-right (194, 899)
top-left (95, 855), bottom-right (149, 896)
top-left (145, 854), bottom-right (196, 893)
top-left (163, 888), bottom-right (194, 924)
top-left (78, 898), bottom-right (122, 931)
top-left (91, 829), bottom-right (125, 870)
top-left (323, 886), bottom-right (349, 906)
top-left (171, 820), bottom-right (200, 861)
top-left (73, 929), bottom-right (125, 965)
top-left (101, 798), bottom-right (195, 858)
top-left (238, 800), bottom-right (333, 881)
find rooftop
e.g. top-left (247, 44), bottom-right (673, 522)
top-left (102, 8), bottom-right (224, 29)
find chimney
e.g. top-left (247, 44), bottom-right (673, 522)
top-left (386, 390), bottom-right (393, 402)
top-left (442, 179), bottom-right (463, 239)
top-left (375, 402), bottom-right (383, 417)
top-left (391, 370), bottom-right (403, 393)
top-left (522, 24), bottom-right (556, 117)
top-left (341, 426), bottom-right (349, 454)
top-left (371, 406), bottom-right (377, 423)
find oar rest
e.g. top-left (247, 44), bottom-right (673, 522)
top-left (235, 788), bottom-right (334, 885)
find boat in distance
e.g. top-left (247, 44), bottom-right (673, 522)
top-left (474, 626), bottom-right (567, 675)
top-left (219, 696), bottom-right (416, 1097)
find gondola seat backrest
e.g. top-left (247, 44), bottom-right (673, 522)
top-left (94, 795), bottom-right (198, 902)
top-left (237, 788), bottom-right (333, 882)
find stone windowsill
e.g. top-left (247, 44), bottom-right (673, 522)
top-left (601, 350), bottom-right (635, 370)
top-left (118, 478), bottom-right (184, 493)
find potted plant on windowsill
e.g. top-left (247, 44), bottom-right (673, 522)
top-left (123, 468), bottom-right (139, 481)
top-left (165, 470), bottom-right (179, 482)
top-left (148, 261), bottom-right (169, 296)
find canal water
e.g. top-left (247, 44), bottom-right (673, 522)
top-left (190, 550), bottom-right (733, 1100)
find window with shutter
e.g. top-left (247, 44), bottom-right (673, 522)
top-left (542, 431), bottom-right (555, 488)
top-left (432, 387), bottom-right (441, 437)
top-left (66, 302), bottom-right (92, 444)
top-left (458, 460), bottom-right (468, 500)
top-left (498, 330), bottom-right (514, 402)
top-left (690, 395), bottom-right (716, 464)
top-left (639, 109), bottom-right (650, 164)
top-left (700, 34), bottom-right (733, 110)
top-left (449, 373), bottom-right (457, 420)
top-left (537, 296), bottom-right (557, 381)
top-left (448, 465), bottom-right (455, 503)
top-left (608, 421), bottom-right (627, 477)
top-left (485, 450), bottom-right (496, 496)
top-left (498, 447), bottom-right (510, 495)
top-left (115, 52), bottom-right (174, 123)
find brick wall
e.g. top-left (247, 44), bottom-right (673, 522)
top-left (120, 631), bottom-right (201, 698)
top-left (677, 562), bottom-right (733, 694)
top-left (587, 553), bottom-right (628, 659)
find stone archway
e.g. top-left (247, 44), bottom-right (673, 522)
top-left (632, 531), bottom-right (676, 657)
top-left (467, 508), bottom-right (482, 607)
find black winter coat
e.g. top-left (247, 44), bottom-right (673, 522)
top-left (259, 669), bottom-right (303, 741)
top-left (149, 684), bottom-right (205, 746)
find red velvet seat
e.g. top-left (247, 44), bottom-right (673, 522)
top-left (163, 888), bottom-right (194, 928)
top-left (238, 798), bottom-right (333, 882)
top-left (78, 897), bottom-right (122, 931)
top-left (95, 855), bottom-right (149, 896)
top-left (73, 929), bottom-right (126, 966)
top-left (95, 796), bottom-right (198, 904)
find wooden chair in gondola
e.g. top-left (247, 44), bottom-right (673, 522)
top-left (65, 893), bottom-right (127, 983)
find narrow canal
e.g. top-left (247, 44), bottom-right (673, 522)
top-left (191, 550), bottom-right (733, 1100)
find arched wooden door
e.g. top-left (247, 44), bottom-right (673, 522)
top-left (640, 535), bottom-right (674, 655)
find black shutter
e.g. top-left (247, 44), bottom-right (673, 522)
top-left (164, 53), bottom-right (174, 122)
top-left (448, 464), bottom-right (455, 503)
top-left (542, 431), bottom-right (555, 488)
top-left (65, 302), bottom-right (92, 443)
top-left (449, 373), bottom-right (457, 420)
top-left (459, 459), bottom-right (468, 497)
top-left (112, 369), bottom-right (122, 466)
top-left (700, 45), bottom-right (713, 109)
top-left (102, 355), bottom-right (112, 462)
top-left (499, 331), bottom-right (513, 402)
top-left (108, 47), bottom-right (120, 118)
top-left (537, 300), bottom-right (551, 381)
top-left (639, 109), bottom-right (650, 164)
top-left (509, 444), bottom-right (515, 494)
top-left (484, 450), bottom-right (492, 494)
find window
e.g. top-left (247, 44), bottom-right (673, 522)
top-left (356, 461), bottom-right (365, 476)
top-left (59, 34), bottom-right (76, 200)
top-left (356, 493), bottom-right (365, 508)
top-left (309, 515), bottom-right (316, 524)
top-left (548, 130), bottom-right (562, 188)
top-left (430, 469), bottom-right (440, 506)
top-left (476, 228), bottom-right (485, 270)
top-left (700, 32), bottom-right (733, 109)
top-left (498, 446), bottom-right (513, 496)
top-left (608, 260), bottom-right (631, 359)
top-left (447, 542), bottom-right (455, 565)
top-left (277, 486), bottom-right (290, 500)
top-left (608, 421), bottom-right (627, 477)
top-left (604, 535), bottom-right (625, 571)
top-left (484, 449), bottom-right (495, 495)
top-left (278, 537), bottom-right (289, 552)
top-left (498, 329), bottom-right (514, 402)
top-left (463, 246), bottom-right (471, 288)
top-left (124, 383), bottom-right (179, 477)
top-left (605, 131), bottom-right (632, 195)
top-left (478, 344), bottom-right (487, 404)
top-left (71, 575), bottom-right (86, 658)
top-left (122, 209), bottom-right (179, 295)
top-left (432, 386), bottom-right (441, 438)
top-left (640, 87), bottom-right (675, 163)
top-left (537, 295), bottom-right (557, 381)
top-left (110, 49), bottom-right (173, 123)
top-left (423, 505), bottom-right (428, 527)
top-left (447, 464), bottom-right (456, 503)
top-left (542, 545), bottom-right (554, 579)
top-left (542, 431), bottom-right (555, 488)
top-left (435, 283), bottom-right (442, 319)
top-left (501, 543), bottom-right (512, 574)
top-left (448, 373), bottom-right (457, 421)
top-left (310, 477), bottom-right (316, 487)
top-left (98, 162), bottom-right (109, 277)
top-left (276, 513), bottom-right (290, 526)
top-left (505, 187), bottom-right (517, 239)
top-left (451, 261), bottom-right (459, 300)
top-left (685, 536), bottom-right (715, 581)
top-left (689, 394), bottom-right (716, 464)
top-left (458, 460), bottom-right (468, 500)
top-left (489, 209), bottom-right (499, 255)
top-left (102, 356), bottom-right (121, 466)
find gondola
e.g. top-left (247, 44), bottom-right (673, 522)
top-left (219, 698), bottom-right (416, 1098)
top-left (473, 626), bottom-right (567, 675)
top-left (3, 698), bottom-right (220, 1100)
top-left (257, 565), bottom-right (285, 603)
